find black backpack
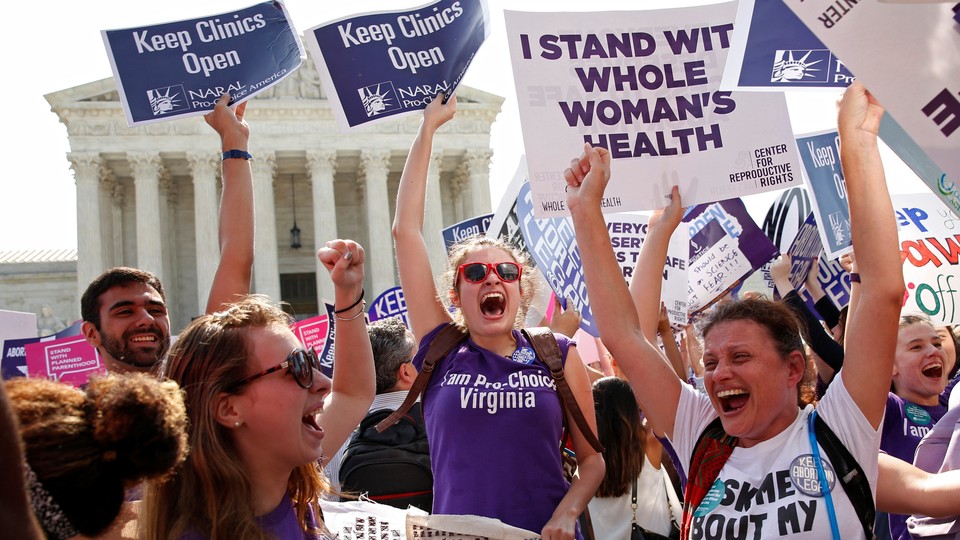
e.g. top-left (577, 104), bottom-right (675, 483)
top-left (338, 402), bottom-right (433, 512)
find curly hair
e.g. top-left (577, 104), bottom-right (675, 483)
top-left (443, 235), bottom-right (540, 331)
top-left (6, 373), bottom-right (187, 538)
top-left (699, 297), bottom-right (817, 407)
top-left (142, 295), bottom-right (330, 540)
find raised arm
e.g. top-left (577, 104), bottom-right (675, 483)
top-left (204, 94), bottom-right (254, 314)
top-left (316, 240), bottom-right (376, 458)
top-left (836, 82), bottom-right (905, 428)
top-left (566, 144), bottom-right (684, 438)
top-left (629, 194), bottom-right (683, 342)
top-left (658, 304), bottom-right (687, 381)
top-left (392, 94), bottom-right (457, 340)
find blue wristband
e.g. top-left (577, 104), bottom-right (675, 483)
top-left (222, 149), bottom-right (252, 161)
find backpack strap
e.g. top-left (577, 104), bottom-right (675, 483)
top-left (681, 418), bottom-right (737, 539)
top-left (814, 414), bottom-right (876, 540)
top-left (521, 327), bottom-right (603, 454)
top-left (682, 415), bottom-right (877, 540)
top-left (375, 324), bottom-right (467, 433)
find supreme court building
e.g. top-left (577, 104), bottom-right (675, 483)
top-left (1, 54), bottom-right (503, 333)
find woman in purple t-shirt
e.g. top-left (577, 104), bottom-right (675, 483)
top-left (393, 94), bottom-right (604, 540)
top-left (141, 241), bottom-right (375, 540)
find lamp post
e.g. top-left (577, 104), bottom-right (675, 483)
top-left (289, 174), bottom-right (301, 249)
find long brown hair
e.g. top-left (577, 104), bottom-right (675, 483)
top-left (141, 296), bottom-right (330, 540)
top-left (592, 377), bottom-right (646, 497)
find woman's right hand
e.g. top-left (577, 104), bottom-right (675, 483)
top-left (318, 239), bottom-right (365, 290)
top-left (422, 92), bottom-right (457, 133)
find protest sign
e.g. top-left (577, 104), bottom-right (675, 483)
top-left (368, 286), bottom-right (410, 328)
top-left (292, 303), bottom-right (336, 377)
top-left (0, 310), bottom-right (37, 379)
top-left (442, 213), bottom-right (493, 253)
top-left (2, 337), bottom-right (36, 380)
top-left (685, 198), bottom-right (779, 316)
top-left (103, 2), bottom-right (303, 126)
top-left (783, 0), bottom-right (960, 217)
top-left (894, 193), bottom-right (960, 325)
top-left (305, 0), bottom-right (489, 130)
top-left (504, 2), bottom-right (802, 217)
top-left (722, 0), bottom-right (854, 91)
top-left (517, 182), bottom-right (688, 335)
top-left (796, 129), bottom-right (852, 259)
top-left (25, 336), bottom-right (103, 387)
top-left (785, 213), bottom-right (824, 291)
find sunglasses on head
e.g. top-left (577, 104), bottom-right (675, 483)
top-left (233, 347), bottom-right (322, 390)
top-left (457, 261), bottom-right (522, 284)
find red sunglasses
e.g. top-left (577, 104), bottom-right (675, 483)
top-left (457, 262), bottom-right (522, 284)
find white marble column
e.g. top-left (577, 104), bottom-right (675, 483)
top-left (424, 153), bottom-right (447, 279)
top-left (187, 152), bottom-right (221, 311)
top-left (251, 153), bottom-right (281, 301)
top-left (307, 149), bottom-right (338, 303)
top-left (98, 168), bottom-right (116, 266)
top-left (359, 149), bottom-right (395, 296)
top-left (464, 149), bottom-right (494, 215)
top-left (68, 152), bottom-right (106, 299)
top-left (128, 152), bottom-right (165, 282)
top-left (450, 169), bottom-right (469, 223)
top-left (110, 180), bottom-right (125, 267)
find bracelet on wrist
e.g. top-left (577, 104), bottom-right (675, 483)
top-left (849, 272), bottom-right (861, 283)
top-left (222, 149), bottom-right (252, 161)
top-left (335, 302), bottom-right (366, 322)
top-left (334, 288), bottom-right (364, 314)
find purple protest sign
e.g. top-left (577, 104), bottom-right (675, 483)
top-left (785, 213), bottom-right (823, 290)
top-left (685, 198), bottom-right (779, 315)
top-left (293, 303), bottom-right (336, 377)
top-left (368, 286), bottom-right (410, 328)
top-left (26, 336), bottom-right (104, 387)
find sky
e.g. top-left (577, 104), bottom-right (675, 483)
top-left (0, 0), bottom-right (926, 252)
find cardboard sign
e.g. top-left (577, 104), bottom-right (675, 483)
top-left (784, 0), bottom-right (960, 217)
top-left (305, 0), bottom-right (489, 130)
top-left (25, 336), bottom-right (103, 387)
top-left (505, 2), bottom-right (802, 216)
top-left (292, 303), bottom-right (337, 377)
top-left (722, 0), bottom-right (854, 91)
top-left (796, 129), bottom-right (852, 259)
top-left (103, 1), bottom-right (303, 126)
top-left (442, 213), bottom-right (493, 253)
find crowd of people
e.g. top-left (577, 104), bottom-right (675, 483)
top-left (3, 81), bottom-right (959, 540)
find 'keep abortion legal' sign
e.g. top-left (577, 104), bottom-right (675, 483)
top-left (306, 0), bottom-right (489, 130)
top-left (504, 2), bottom-right (802, 217)
top-left (103, 2), bottom-right (303, 126)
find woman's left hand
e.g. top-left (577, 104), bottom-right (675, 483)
top-left (541, 511), bottom-right (577, 540)
top-left (318, 239), bottom-right (365, 289)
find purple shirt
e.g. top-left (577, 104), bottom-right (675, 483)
top-left (880, 393), bottom-right (946, 540)
top-left (179, 494), bottom-right (325, 540)
top-left (414, 324), bottom-right (577, 537)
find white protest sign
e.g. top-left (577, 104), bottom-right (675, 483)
top-left (504, 2), bottom-right (802, 217)
top-left (894, 193), bottom-right (960, 325)
top-left (783, 0), bottom-right (960, 217)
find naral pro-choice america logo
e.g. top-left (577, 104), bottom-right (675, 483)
top-left (771, 50), bottom-right (829, 84)
top-left (359, 82), bottom-right (401, 117)
top-left (147, 85), bottom-right (189, 116)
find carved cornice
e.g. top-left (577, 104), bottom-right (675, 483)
top-left (462, 148), bottom-right (494, 175)
top-left (185, 152), bottom-right (220, 180)
top-left (127, 152), bottom-right (163, 180)
top-left (359, 149), bottom-right (391, 179)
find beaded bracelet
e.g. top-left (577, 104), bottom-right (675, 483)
top-left (334, 288), bottom-right (364, 314)
top-left (335, 301), bottom-right (366, 322)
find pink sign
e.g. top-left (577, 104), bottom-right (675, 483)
top-left (26, 335), bottom-right (104, 387)
top-left (293, 313), bottom-right (330, 352)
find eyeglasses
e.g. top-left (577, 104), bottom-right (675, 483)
top-left (457, 261), bottom-right (522, 284)
top-left (233, 348), bottom-right (322, 389)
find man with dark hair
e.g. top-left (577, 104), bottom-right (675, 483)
top-left (325, 316), bottom-right (430, 509)
top-left (80, 94), bottom-right (253, 375)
